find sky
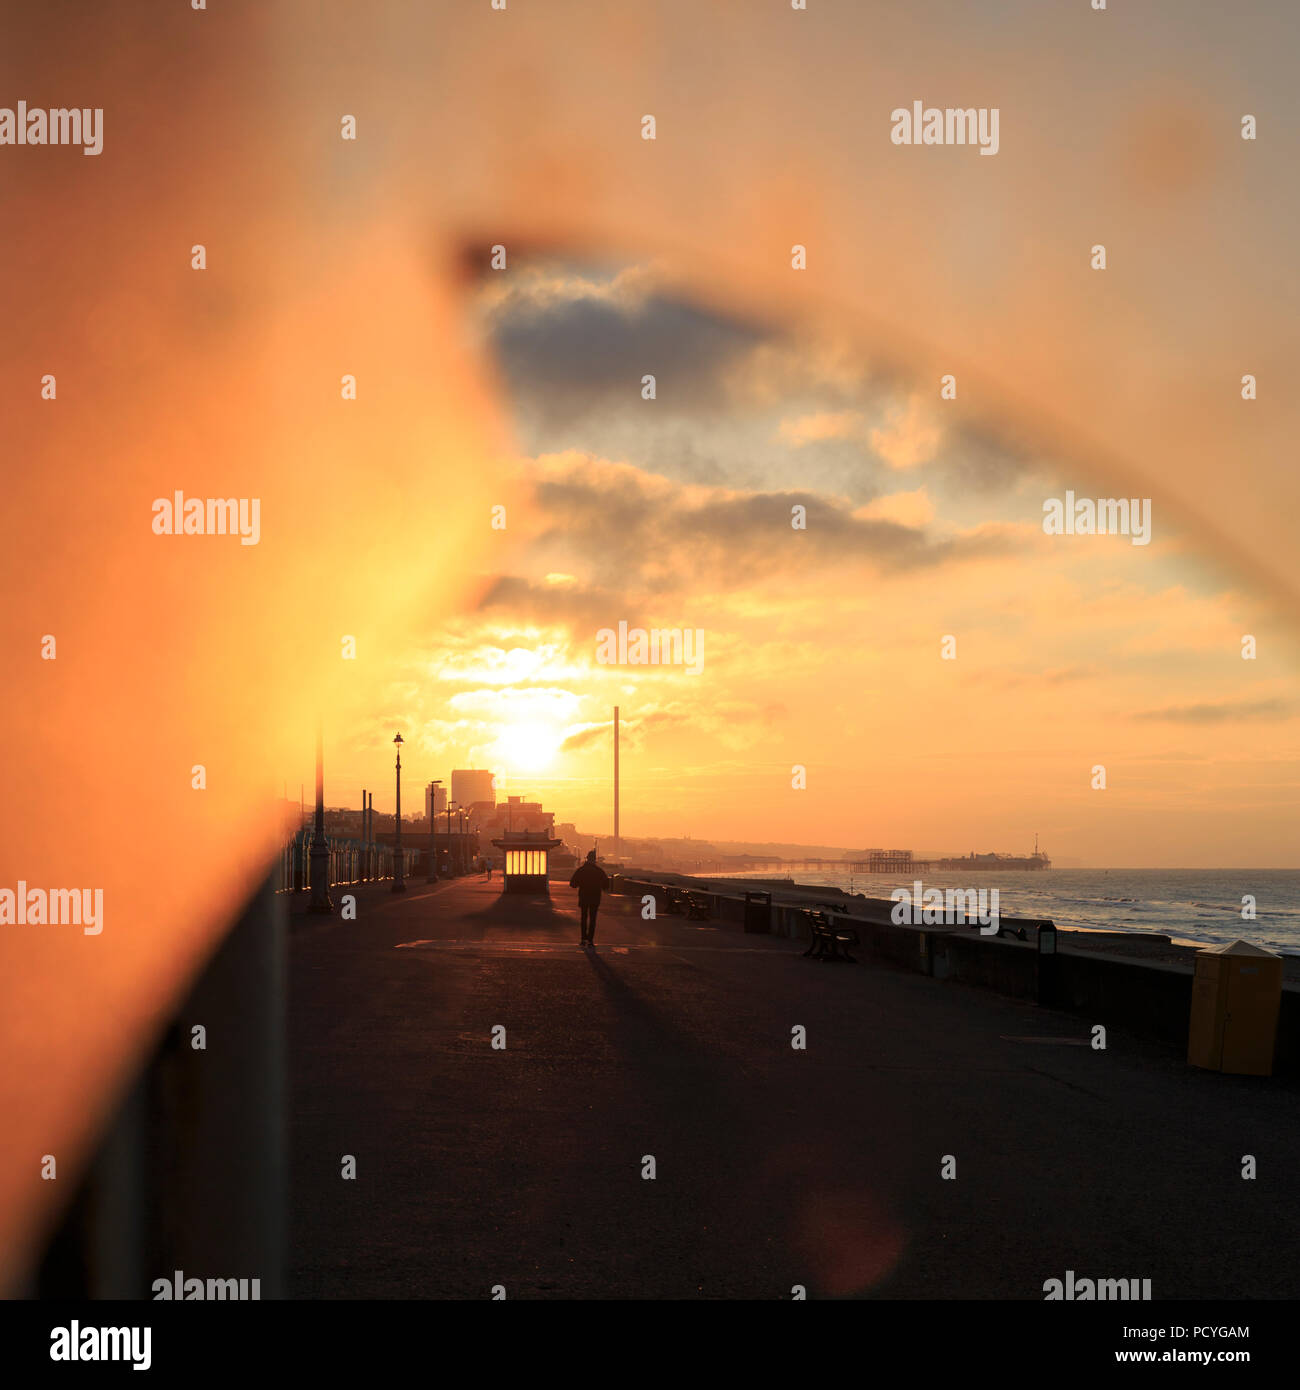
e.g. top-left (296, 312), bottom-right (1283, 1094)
top-left (3, 0), bottom-right (1299, 1288)
top-left (332, 259), bottom-right (1300, 869)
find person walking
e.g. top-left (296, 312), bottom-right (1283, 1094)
top-left (569, 849), bottom-right (610, 948)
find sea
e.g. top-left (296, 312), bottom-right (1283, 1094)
top-left (707, 867), bottom-right (1300, 956)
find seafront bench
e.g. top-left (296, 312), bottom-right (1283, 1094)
top-left (663, 887), bottom-right (689, 915)
top-left (685, 891), bottom-right (713, 921)
top-left (802, 909), bottom-right (860, 963)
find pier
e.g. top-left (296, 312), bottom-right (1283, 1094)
top-left (731, 852), bottom-right (932, 873)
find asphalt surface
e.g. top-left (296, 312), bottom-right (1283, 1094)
top-left (288, 876), bottom-right (1300, 1299)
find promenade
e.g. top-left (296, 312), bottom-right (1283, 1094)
top-left (288, 877), bottom-right (1300, 1299)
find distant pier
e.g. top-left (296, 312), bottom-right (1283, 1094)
top-left (734, 851), bottom-right (931, 874)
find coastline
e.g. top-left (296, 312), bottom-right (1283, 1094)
top-left (672, 869), bottom-right (1300, 982)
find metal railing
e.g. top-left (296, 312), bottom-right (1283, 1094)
top-left (276, 828), bottom-right (417, 893)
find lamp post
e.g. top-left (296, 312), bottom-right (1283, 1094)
top-left (360, 787), bottom-right (368, 880)
top-left (445, 801), bottom-right (454, 876)
top-left (426, 779), bottom-right (443, 882)
top-left (308, 724), bottom-right (332, 913)
top-left (392, 733), bottom-right (406, 892)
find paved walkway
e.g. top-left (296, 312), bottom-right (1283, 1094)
top-left (288, 877), bottom-right (1300, 1299)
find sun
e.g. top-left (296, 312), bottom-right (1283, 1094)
top-left (494, 721), bottom-right (560, 773)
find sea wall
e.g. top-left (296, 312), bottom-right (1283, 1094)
top-left (611, 874), bottom-right (1300, 1077)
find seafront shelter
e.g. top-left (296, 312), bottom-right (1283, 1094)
top-left (491, 829), bottom-right (563, 893)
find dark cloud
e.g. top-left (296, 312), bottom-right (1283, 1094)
top-left (473, 574), bottom-right (637, 631)
top-left (931, 423), bottom-right (1036, 494)
top-left (481, 266), bottom-right (1043, 505)
top-left (487, 282), bottom-right (764, 430)
top-left (1132, 698), bottom-right (1293, 724)
top-left (981, 664), bottom-right (1097, 691)
top-left (558, 720), bottom-right (611, 753)
top-left (528, 466), bottom-right (1021, 595)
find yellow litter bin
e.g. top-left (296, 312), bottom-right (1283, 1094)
top-left (1187, 939), bottom-right (1284, 1075)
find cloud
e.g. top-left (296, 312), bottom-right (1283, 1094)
top-left (855, 488), bottom-right (936, 529)
top-left (477, 263), bottom-right (1053, 508)
top-left (1132, 698), bottom-right (1294, 724)
top-left (778, 410), bottom-right (866, 447)
top-left (973, 664), bottom-right (1098, 691)
top-left (474, 573), bottom-right (634, 630)
top-left (523, 452), bottom-right (1024, 599)
top-left (558, 698), bottom-right (775, 754)
top-left (558, 719), bottom-right (613, 753)
top-left (482, 267), bottom-right (763, 429)
top-left (869, 394), bottom-right (944, 470)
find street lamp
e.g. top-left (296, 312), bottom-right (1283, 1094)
top-left (426, 778), bottom-right (443, 882)
top-left (308, 724), bottom-right (332, 913)
top-left (392, 732), bottom-right (406, 892)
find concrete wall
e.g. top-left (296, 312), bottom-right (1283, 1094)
top-left (612, 874), bottom-right (1300, 1077)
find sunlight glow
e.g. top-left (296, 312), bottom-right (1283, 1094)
top-left (493, 721), bottom-right (561, 773)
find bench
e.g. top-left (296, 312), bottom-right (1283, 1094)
top-left (660, 887), bottom-right (711, 920)
top-left (802, 909), bottom-right (860, 963)
top-left (663, 886), bottom-right (689, 915)
top-left (685, 890), bottom-right (713, 921)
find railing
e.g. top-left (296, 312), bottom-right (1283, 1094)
top-left (276, 829), bottom-right (417, 893)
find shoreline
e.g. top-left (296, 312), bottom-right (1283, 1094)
top-left (663, 869), bottom-right (1300, 981)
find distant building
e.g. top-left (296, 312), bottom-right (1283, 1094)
top-left (477, 796), bottom-right (556, 866)
top-left (555, 821), bottom-right (591, 855)
top-left (478, 795), bottom-right (553, 837)
top-left (321, 806), bottom-right (366, 838)
top-left (452, 769), bottom-right (496, 808)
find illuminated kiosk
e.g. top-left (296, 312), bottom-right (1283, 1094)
top-left (491, 828), bottom-right (563, 894)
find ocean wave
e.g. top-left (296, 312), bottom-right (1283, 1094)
top-left (728, 868), bottom-right (1300, 948)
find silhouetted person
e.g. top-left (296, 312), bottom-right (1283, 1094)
top-left (570, 850), bottom-right (610, 948)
